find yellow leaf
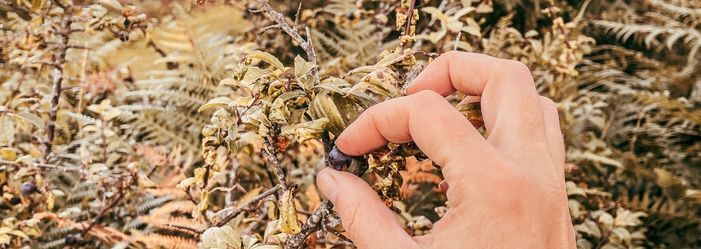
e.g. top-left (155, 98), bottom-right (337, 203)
top-left (194, 167), bottom-right (207, 185)
top-left (266, 200), bottom-right (277, 220)
top-left (198, 191), bottom-right (210, 212)
top-left (31, 0), bottom-right (45, 11)
top-left (0, 234), bottom-right (10, 245)
top-left (47, 191), bottom-right (54, 210)
top-left (248, 51), bottom-right (285, 71)
top-left (0, 148), bottom-right (16, 161)
top-left (176, 177), bottom-right (195, 190)
top-left (309, 92), bottom-right (345, 135)
top-left (278, 189), bottom-right (301, 234)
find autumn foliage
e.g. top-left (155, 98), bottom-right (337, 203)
top-left (0, 0), bottom-right (700, 248)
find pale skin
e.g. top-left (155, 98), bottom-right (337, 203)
top-left (316, 51), bottom-right (576, 248)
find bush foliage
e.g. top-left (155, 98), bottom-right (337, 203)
top-left (0, 0), bottom-right (700, 248)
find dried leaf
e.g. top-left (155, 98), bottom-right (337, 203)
top-left (249, 51), bottom-right (285, 71)
top-left (0, 115), bottom-right (15, 146)
top-left (278, 189), bottom-right (301, 234)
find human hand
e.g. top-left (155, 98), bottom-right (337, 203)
top-left (316, 51), bottom-right (575, 249)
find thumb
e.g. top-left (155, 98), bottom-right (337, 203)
top-left (316, 168), bottom-right (417, 249)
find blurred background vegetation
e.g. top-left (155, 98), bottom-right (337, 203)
top-left (0, 0), bottom-right (700, 248)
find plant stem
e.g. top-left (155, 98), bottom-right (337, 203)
top-left (214, 184), bottom-right (282, 227)
top-left (43, 6), bottom-right (74, 163)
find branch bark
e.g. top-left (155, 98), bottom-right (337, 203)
top-left (285, 200), bottom-right (334, 249)
top-left (214, 184), bottom-right (283, 227)
top-left (263, 137), bottom-right (288, 190)
top-left (257, 0), bottom-right (320, 86)
top-left (43, 6), bottom-right (74, 163)
top-left (253, 3), bottom-right (346, 247)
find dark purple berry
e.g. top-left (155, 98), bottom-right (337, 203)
top-left (65, 234), bottom-right (89, 246)
top-left (9, 197), bottom-right (21, 205)
top-left (64, 234), bottom-right (78, 245)
top-left (20, 182), bottom-right (36, 195)
top-left (328, 146), bottom-right (352, 170)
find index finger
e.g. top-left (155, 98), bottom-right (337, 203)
top-left (335, 90), bottom-right (495, 172)
top-left (407, 52), bottom-right (549, 155)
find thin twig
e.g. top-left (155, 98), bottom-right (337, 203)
top-left (401, 0), bottom-right (417, 49)
top-left (43, 6), bottom-right (74, 163)
top-left (404, 0), bottom-right (416, 37)
top-left (214, 184), bottom-right (282, 227)
top-left (401, 62), bottom-right (425, 93)
top-left (293, 2), bottom-right (302, 28)
top-left (285, 200), bottom-right (334, 249)
top-left (257, 0), bottom-right (320, 86)
top-left (243, 202), bottom-right (270, 234)
top-left (254, 3), bottom-right (339, 247)
top-left (80, 184), bottom-right (126, 236)
top-left (322, 215), bottom-right (353, 244)
top-left (453, 31), bottom-right (462, 50)
top-left (316, 238), bottom-right (355, 247)
top-left (263, 137), bottom-right (287, 189)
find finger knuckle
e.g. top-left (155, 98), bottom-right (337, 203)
top-left (502, 60), bottom-right (534, 81)
top-left (442, 50), bottom-right (465, 60)
top-left (539, 96), bottom-right (556, 107)
top-left (489, 162), bottom-right (537, 203)
top-left (539, 96), bottom-right (558, 113)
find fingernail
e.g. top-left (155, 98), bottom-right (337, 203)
top-left (439, 180), bottom-right (449, 192)
top-left (317, 168), bottom-right (339, 201)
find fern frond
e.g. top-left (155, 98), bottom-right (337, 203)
top-left (149, 200), bottom-right (195, 217)
top-left (312, 19), bottom-right (388, 72)
top-left (132, 233), bottom-right (198, 249)
top-left (137, 195), bottom-right (176, 214)
top-left (137, 216), bottom-right (204, 235)
top-left (60, 111), bottom-right (100, 125)
top-left (648, 0), bottom-right (701, 22)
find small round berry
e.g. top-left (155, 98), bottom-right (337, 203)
top-left (20, 182), bottom-right (36, 195)
top-left (9, 197), bottom-right (21, 205)
top-left (64, 235), bottom-right (78, 245)
top-left (328, 146), bottom-right (352, 170)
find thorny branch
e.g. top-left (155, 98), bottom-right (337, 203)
top-left (215, 184), bottom-right (283, 227)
